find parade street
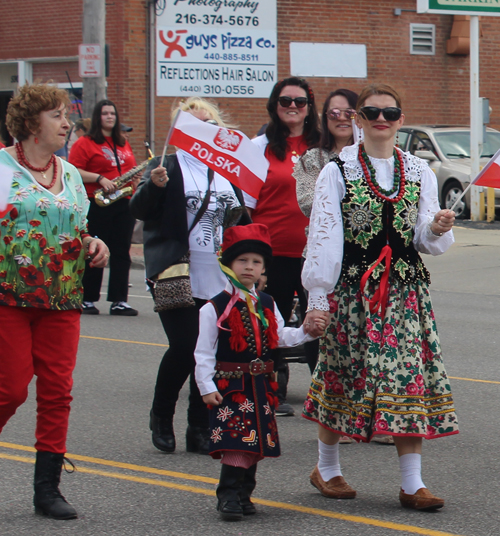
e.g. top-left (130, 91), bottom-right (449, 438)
top-left (0, 222), bottom-right (499, 536)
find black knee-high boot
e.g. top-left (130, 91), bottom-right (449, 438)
top-left (33, 451), bottom-right (77, 520)
top-left (239, 464), bottom-right (257, 515)
top-left (216, 464), bottom-right (246, 521)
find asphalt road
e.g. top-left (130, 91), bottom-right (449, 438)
top-left (1, 223), bottom-right (500, 536)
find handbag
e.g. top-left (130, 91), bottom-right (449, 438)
top-left (150, 169), bottom-right (214, 312)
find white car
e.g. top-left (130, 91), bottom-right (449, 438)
top-left (398, 126), bottom-right (500, 218)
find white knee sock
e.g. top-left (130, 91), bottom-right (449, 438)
top-left (399, 453), bottom-right (426, 495)
top-left (317, 439), bottom-right (342, 481)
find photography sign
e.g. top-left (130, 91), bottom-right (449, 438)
top-left (156, 0), bottom-right (277, 98)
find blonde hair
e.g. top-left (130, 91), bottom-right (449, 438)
top-left (171, 97), bottom-right (228, 127)
top-left (6, 83), bottom-right (71, 141)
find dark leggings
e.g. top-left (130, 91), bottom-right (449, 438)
top-left (265, 257), bottom-right (319, 396)
top-left (151, 298), bottom-right (208, 428)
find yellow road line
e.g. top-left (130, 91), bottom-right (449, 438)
top-left (0, 452), bottom-right (464, 536)
top-left (80, 335), bottom-right (168, 347)
top-left (0, 446), bottom-right (467, 536)
top-left (449, 376), bottom-right (500, 385)
top-left (0, 441), bottom-right (216, 484)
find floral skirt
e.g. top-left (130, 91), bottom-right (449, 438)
top-left (302, 277), bottom-right (459, 442)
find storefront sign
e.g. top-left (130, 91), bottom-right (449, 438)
top-left (417, 0), bottom-right (500, 15)
top-left (156, 1), bottom-right (277, 98)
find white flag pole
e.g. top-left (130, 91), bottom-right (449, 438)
top-left (160, 109), bottom-right (181, 167)
top-left (450, 182), bottom-right (473, 213)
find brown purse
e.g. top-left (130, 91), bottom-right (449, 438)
top-left (150, 254), bottom-right (195, 311)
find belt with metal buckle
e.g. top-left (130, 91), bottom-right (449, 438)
top-left (215, 358), bottom-right (273, 377)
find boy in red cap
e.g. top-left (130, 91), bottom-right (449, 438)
top-left (195, 223), bottom-right (325, 521)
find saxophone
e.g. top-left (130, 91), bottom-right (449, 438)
top-left (94, 142), bottom-right (154, 207)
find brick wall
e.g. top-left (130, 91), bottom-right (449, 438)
top-left (2, 0), bottom-right (500, 160)
top-left (0, 0), bottom-right (82, 59)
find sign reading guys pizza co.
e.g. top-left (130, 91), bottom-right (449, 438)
top-left (156, 0), bottom-right (277, 98)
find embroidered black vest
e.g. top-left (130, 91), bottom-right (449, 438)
top-left (335, 158), bottom-right (430, 285)
top-left (210, 290), bottom-right (275, 364)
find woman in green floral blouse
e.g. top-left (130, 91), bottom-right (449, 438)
top-left (0, 83), bottom-right (108, 520)
top-left (301, 84), bottom-right (458, 511)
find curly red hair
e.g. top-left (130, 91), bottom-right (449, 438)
top-left (6, 83), bottom-right (71, 141)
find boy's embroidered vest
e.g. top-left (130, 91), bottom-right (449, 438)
top-left (335, 158), bottom-right (430, 285)
top-left (210, 290), bottom-right (277, 364)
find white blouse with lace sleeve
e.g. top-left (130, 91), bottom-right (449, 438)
top-left (302, 144), bottom-right (455, 311)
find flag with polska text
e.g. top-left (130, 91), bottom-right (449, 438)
top-left (168, 110), bottom-right (268, 198)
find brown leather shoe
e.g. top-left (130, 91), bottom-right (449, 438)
top-left (399, 488), bottom-right (444, 511)
top-left (309, 466), bottom-right (356, 499)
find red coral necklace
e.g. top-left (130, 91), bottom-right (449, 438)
top-left (15, 142), bottom-right (58, 189)
top-left (358, 143), bottom-right (406, 203)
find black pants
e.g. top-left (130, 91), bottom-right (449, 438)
top-left (83, 198), bottom-right (135, 303)
top-left (265, 256), bottom-right (319, 398)
top-left (152, 298), bottom-right (208, 428)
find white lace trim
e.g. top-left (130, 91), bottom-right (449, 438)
top-left (403, 151), bottom-right (425, 183)
top-left (307, 293), bottom-right (330, 312)
top-left (339, 143), bottom-right (364, 182)
top-left (338, 143), bottom-right (425, 184)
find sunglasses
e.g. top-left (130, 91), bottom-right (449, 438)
top-left (359, 106), bottom-right (402, 122)
top-left (278, 96), bottom-right (309, 108)
top-left (327, 108), bottom-right (356, 120)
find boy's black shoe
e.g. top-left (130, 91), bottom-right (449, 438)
top-left (240, 498), bottom-right (256, 515)
top-left (217, 499), bottom-right (243, 520)
top-left (217, 465), bottom-right (245, 521)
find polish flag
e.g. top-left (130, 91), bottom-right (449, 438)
top-left (167, 110), bottom-right (269, 198)
top-left (473, 147), bottom-right (500, 187)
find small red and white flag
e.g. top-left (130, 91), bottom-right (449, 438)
top-left (166, 110), bottom-right (269, 198)
top-left (472, 147), bottom-right (500, 188)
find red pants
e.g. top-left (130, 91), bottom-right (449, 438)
top-left (0, 305), bottom-right (80, 453)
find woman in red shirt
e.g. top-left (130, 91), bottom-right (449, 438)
top-left (244, 77), bottom-right (320, 416)
top-left (69, 100), bottom-right (138, 316)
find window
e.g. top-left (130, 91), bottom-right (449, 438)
top-left (410, 23), bottom-right (435, 55)
top-left (409, 131), bottom-right (436, 156)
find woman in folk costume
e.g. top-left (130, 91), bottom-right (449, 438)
top-left (302, 84), bottom-right (459, 511)
top-left (195, 223), bottom-right (324, 520)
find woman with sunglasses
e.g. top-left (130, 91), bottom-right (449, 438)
top-left (301, 84), bottom-right (458, 510)
top-left (295, 89), bottom-right (358, 220)
top-left (244, 77), bottom-right (320, 417)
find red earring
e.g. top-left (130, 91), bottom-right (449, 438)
top-left (34, 137), bottom-right (39, 144)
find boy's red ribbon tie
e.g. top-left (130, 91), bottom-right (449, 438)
top-left (360, 244), bottom-right (392, 320)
